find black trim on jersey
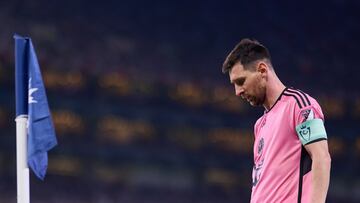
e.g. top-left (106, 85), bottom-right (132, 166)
top-left (286, 88), bottom-right (310, 107)
top-left (266, 87), bottom-right (287, 113)
top-left (305, 138), bottom-right (327, 146)
top-left (297, 89), bottom-right (311, 106)
top-left (283, 92), bottom-right (303, 109)
top-left (298, 147), bottom-right (312, 203)
top-left (302, 149), bottom-right (312, 175)
top-left (297, 147), bottom-right (304, 203)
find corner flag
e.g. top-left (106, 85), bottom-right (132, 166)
top-left (15, 34), bottom-right (57, 180)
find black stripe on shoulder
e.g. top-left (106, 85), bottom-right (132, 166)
top-left (286, 88), bottom-right (309, 108)
top-left (283, 92), bottom-right (303, 109)
top-left (296, 89), bottom-right (311, 106)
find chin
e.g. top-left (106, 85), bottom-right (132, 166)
top-left (249, 101), bottom-right (257, 106)
top-left (250, 100), bottom-right (262, 106)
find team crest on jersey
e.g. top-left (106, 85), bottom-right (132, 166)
top-left (258, 138), bottom-right (264, 155)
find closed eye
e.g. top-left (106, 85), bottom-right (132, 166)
top-left (232, 77), bottom-right (246, 86)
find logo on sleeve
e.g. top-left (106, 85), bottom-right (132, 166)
top-left (301, 109), bottom-right (314, 122)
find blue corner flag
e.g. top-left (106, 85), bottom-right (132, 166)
top-left (14, 34), bottom-right (57, 180)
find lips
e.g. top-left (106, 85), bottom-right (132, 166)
top-left (244, 95), bottom-right (249, 100)
top-left (245, 96), bottom-right (254, 103)
top-left (241, 94), bottom-right (252, 102)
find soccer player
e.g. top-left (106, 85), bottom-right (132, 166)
top-left (222, 39), bottom-right (331, 203)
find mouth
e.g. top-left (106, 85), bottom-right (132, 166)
top-left (245, 96), bottom-right (256, 104)
top-left (243, 95), bottom-right (251, 102)
top-left (241, 94), bottom-right (253, 103)
top-left (247, 98), bottom-right (253, 104)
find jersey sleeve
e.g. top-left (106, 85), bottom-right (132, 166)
top-left (294, 98), bottom-right (327, 145)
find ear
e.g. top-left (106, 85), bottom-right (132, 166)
top-left (257, 62), bottom-right (268, 78)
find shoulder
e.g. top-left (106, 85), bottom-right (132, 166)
top-left (282, 87), bottom-right (325, 123)
top-left (282, 87), bottom-right (314, 109)
top-left (282, 87), bottom-right (323, 112)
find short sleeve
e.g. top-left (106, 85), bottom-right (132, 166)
top-left (295, 98), bottom-right (324, 125)
top-left (294, 99), bottom-right (327, 145)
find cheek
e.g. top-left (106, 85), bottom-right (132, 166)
top-left (249, 76), bottom-right (262, 90)
top-left (253, 78), bottom-right (266, 96)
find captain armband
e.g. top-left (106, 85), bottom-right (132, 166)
top-left (295, 119), bottom-right (327, 145)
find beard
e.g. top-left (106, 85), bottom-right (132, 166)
top-left (249, 96), bottom-right (263, 106)
top-left (248, 90), bottom-right (266, 106)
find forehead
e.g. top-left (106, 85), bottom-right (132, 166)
top-left (229, 63), bottom-right (249, 81)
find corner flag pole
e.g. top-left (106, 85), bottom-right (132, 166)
top-left (14, 34), bottom-right (31, 203)
top-left (15, 115), bottom-right (30, 203)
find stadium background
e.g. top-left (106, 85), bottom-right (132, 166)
top-left (0, 0), bottom-right (359, 202)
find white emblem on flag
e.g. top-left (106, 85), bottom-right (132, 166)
top-left (28, 78), bottom-right (38, 104)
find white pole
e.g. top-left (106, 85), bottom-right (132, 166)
top-left (15, 115), bottom-right (30, 203)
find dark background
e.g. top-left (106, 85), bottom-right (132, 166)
top-left (0, 0), bottom-right (359, 202)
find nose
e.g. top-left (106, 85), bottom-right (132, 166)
top-left (235, 85), bottom-right (244, 97)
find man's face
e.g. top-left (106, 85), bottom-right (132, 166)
top-left (229, 62), bottom-right (266, 106)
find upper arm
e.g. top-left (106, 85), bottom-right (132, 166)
top-left (304, 140), bottom-right (331, 161)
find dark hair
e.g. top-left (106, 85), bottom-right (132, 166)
top-left (222, 38), bottom-right (271, 73)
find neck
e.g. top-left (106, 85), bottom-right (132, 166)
top-left (263, 72), bottom-right (286, 111)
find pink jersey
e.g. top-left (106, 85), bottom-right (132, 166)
top-left (251, 87), bottom-right (325, 203)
